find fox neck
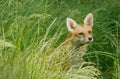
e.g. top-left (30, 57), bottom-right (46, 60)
top-left (73, 39), bottom-right (85, 48)
top-left (72, 36), bottom-right (88, 48)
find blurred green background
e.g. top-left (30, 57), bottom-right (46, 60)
top-left (0, 0), bottom-right (120, 79)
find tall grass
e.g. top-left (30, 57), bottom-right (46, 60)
top-left (0, 0), bottom-right (120, 79)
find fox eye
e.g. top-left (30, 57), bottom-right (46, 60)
top-left (88, 31), bottom-right (92, 34)
top-left (79, 32), bottom-right (84, 35)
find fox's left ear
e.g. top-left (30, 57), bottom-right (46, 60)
top-left (84, 13), bottom-right (93, 27)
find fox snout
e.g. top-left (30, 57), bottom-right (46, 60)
top-left (74, 36), bottom-right (93, 44)
top-left (88, 37), bottom-right (92, 41)
top-left (84, 37), bottom-right (93, 42)
top-left (88, 37), bottom-right (93, 43)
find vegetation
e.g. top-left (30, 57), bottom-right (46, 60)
top-left (0, 0), bottom-right (120, 79)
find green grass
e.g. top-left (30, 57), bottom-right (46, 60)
top-left (0, 0), bottom-right (120, 79)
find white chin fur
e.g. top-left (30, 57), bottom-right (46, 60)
top-left (74, 37), bottom-right (93, 43)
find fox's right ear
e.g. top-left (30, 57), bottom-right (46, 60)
top-left (66, 18), bottom-right (78, 32)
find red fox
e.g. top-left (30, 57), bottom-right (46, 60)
top-left (63, 13), bottom-right (94, 69)
top-left (48, 13), bottom-right (93, 70)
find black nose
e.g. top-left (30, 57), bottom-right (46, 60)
top-left (88, 37), bottom-right (92, 41)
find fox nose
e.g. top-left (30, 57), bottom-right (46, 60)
top-left (88, 37), bottom-right (92, 41)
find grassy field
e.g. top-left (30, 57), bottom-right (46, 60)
top-left (0, 0), bottom-right (120, 79)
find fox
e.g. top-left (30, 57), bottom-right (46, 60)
top-left (61, 13), bottom-right (94, 69)
top-left (48, 13), bottom-right (93, 71)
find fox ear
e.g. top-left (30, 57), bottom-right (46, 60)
top-left (66, 18), bottom-right (78, 32)
top-left (84, 13), bottom-right (93, 27)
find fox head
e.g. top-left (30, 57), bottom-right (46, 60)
top-left (66, 13), bottom-right (93, 44)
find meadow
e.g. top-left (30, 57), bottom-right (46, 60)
top-left (0, 0), bottom-right (120, 79)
